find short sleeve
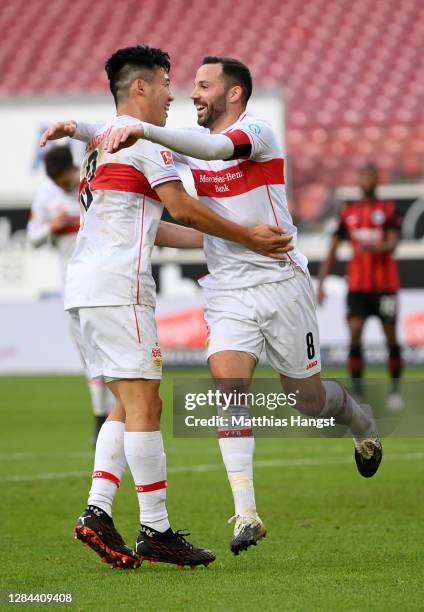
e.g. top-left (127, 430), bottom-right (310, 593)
top-left (224, 119), bottom-right (280, 161)
top-left (385, 202), bottom-right (402, 232)
top-left (131, 141), bottom-right (182, 189)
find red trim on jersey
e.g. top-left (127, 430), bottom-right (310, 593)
top-left (264, 181), bottom-right (297, 268)
top-left (191, 158), bottom-right (284, 198)
top-left (79, 177), bottom-right (88, 194)
top-left (133, 305), bottom-right (141, 344)
top-left (92, 470), bottom-right (120, 487)
top-left (136, 196), bottom-right (146, 304)
top-left (88, 163), bottom-right (161, 200)
top-left (265, 183), bottom-right (279, 225)
top-left (218, 429), bottom-right (254, 438)
top-left (135, 480), bottom-right (167, 492)
top-left (224, 129), bottom-right (253, 160)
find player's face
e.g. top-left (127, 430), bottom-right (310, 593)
top-left (55, 167), bottom-right (79, 193)
top-left (191, 63), bottom-right (229, 128)
top-left (145, 68), bottom-right (174, 126)
top-left (359, 169), bottom-right (378, 197)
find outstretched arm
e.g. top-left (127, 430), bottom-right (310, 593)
top-left (104, 123), bottom-right (235, 160)
top-left (40, 120), bottom-right (101, 146)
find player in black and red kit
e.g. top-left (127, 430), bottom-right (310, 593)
top-left (318, 164), bottom-right (403, 411)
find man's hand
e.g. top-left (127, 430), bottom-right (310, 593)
top-left (104, 125), bottom-right (145, 153)
top-left (49, 210), bottom-right (70, 233)
top-left (40, 121), bottom-right (77, 147)
top-left (244, 225), bottom-right (293, 260)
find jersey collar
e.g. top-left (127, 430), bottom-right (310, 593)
top-left (220, 111), bottom-right (248, 134)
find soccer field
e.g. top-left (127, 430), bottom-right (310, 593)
top-left (2, 370), bottom-right (424, 611)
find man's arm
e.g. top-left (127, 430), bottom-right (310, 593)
top-left (39, 120), bottom-right (100, 146)
top-left (154, 181), bottom-right (292, 260)
top-left (317, 235), bottom-right (342, 305)
top-left (104, 123), bottom-right (234, 160)
top-left (155, 221), bottom-right (203, 248)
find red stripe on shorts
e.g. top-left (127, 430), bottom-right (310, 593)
top-left (133, 305), bottom-right (141, 343)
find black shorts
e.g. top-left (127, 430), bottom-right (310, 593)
top-left (347, 292), bottom-right (398, 323)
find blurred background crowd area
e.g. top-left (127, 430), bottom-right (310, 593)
top-left (1, 0), bottom-right (423, 226)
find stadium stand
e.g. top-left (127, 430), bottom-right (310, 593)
top-left (1, 0), bottom-right (422, 218)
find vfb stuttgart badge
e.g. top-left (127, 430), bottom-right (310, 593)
top-left (151, 344), bottom-right (162, 368)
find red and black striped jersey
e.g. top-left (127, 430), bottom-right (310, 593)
top-left (334, 199), bottom-right (401, 293)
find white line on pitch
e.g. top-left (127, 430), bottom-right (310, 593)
top-left (4, 451), bottom-right (424, 483)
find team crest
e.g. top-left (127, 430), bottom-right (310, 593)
top-left (372, 210), bottom-right (386, 224)
top-left (151, 344), bottom-right (162, 368)
top-left (160, 150), bottom-right (173, 166)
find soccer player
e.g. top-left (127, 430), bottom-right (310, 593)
top-left (27, 146), bottom-right (115, 443)
top-left (46, 56), bottom-right (382, 557)
top-left (40, 46), bottom-right (292, 569)
top-left (317, 163), bottom-right (403, 410)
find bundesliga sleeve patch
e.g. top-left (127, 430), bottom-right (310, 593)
top-left (160, 150), bottom-right (173, 166)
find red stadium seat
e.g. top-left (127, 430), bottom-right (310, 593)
top-left (1, 0), bottom-right (421, 219)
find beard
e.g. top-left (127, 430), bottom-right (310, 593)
top-left (197, 98), bottom-right (228, 128)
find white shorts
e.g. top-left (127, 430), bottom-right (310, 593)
top-left (204, 268), bottom-right (321, 379)
top-left (68, 304), bottom-right (162, 381)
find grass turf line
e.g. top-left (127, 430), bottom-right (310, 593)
top-left (1, 370), bottom-right (423, 611)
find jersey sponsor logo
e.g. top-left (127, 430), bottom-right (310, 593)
top-left (352, 227), bottom-right (383, 242)
top-left (160, 150), bottom-right (173, 166)
top-left (306, 359), bottom-right (318, 370)
top-left (192, 158), bottom-right (284, 198)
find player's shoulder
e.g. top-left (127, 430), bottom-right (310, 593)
top-left (131, 138), bottom-right (176, 169)
top-left (236, 114), bottom-right (276, 138)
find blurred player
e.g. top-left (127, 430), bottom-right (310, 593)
top-left (27, 146), bottom-right (115, 444)
top-left (317, 164), bottom-right (403, 410)
top-left (40, 46), bottom-right (292, 569)
top-left (61, 56), bottom-right (384, 557)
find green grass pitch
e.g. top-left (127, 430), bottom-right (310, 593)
top-left (1, 369), bottom-right (424, 611)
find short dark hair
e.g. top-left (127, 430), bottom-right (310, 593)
top-left (105, 45), bottom-right (171, 105)
top-left (44, 146), bottom-right (74, 180)
top-left (360, 162), bottom-right (379, 175)
top-left (202, 56), bottom-right (252, 105)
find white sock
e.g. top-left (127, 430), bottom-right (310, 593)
top-left (219, 436), bottom-right (256, 516)
top-left (87, 379), bottom-right (115, 417)
top-left (88, 420), bottom-right (126, 517)
top-left (320, 381), bottom-right (376, 441)
top-left (124, 431), bottom-right (170, 532)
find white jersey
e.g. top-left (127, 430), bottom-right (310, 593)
top-left (27, 180), bottom-right (80, 278)
top-left (173, 113), bottom-right (307, 290)
top-left (64, 115), bottom-right (180, 310)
